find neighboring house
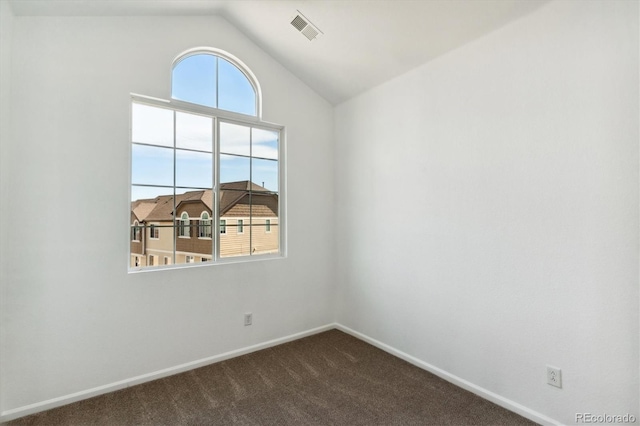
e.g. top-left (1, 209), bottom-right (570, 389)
top-left (131, 181), bottom-right (278, 267)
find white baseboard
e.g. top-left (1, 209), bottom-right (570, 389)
top-left (335, 323), bottom-right (560, 426)
top-left (1, 323), bottom-right (559, 425)
top-left (0, 323), bottom-right (336, 423)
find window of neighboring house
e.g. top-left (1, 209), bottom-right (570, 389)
top-left (164, 256), bottom-right (171, 265)
top-left (201, 258), bottom-right (209, 262)
top-left (199, 212), bottom-right (212, 238)
top-left (186, 255), bottom-right (194, 263)
top-left (148, 255), bottom-right (155, 266)
top-left (132, 221), bottom-right (141, 241)
top-left (150, 224), bottom-right (159, 239)
top-left (134, 256), bottom-right (140, 267)
top-left (265, 219), bottom-right (271, 233)
top-left (178, 212), bottom-right (190, 238)
top-left (130, 48), bottom-right (283, 270)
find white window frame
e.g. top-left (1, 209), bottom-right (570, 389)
top-left (129, 97), bottom-right (286, 271)
top-left (129, 48), bottom-right (286, 272)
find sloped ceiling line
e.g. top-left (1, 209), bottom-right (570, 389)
top-left (8, 0), bottom-right (550, 105)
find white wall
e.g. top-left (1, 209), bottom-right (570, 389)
top-left (334, 1), bottom-right (638, 424)
top-left (0, 0), bottom-right (14, 415)
top-left (0, 14), bottom-right (334, 415)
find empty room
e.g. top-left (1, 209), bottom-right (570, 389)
top-left (0, 0), bottom-right (638, 425)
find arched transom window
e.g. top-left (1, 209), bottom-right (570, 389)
top-left (171, 49), bottom-right (261, 117)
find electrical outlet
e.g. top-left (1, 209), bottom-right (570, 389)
top-left (547, 366), bottom-right (562, 388)
top-left (244, 312), bottom-right (252, 326)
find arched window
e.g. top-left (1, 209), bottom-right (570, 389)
top-left (178, 212), bottom-right (190, 238)
top-left (132, 220), bottom-right (141, 241)
top-left (199, 212), bottom-right (212, 238)
top-left (130, 47), bottom-right (283, 270)
top-left (171, 49), bottom-right (260, 117)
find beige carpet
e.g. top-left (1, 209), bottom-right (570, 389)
top-left (6, 329), bottom-right (537, 425)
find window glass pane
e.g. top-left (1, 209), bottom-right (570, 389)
top-left (251, 221), bottom-right (279, 256)
top-left (177, 252), bottom-right (203, 265)
top-left (219, 218), bottom-right (251, 258)
top-left (252, 128), bottom-right (278, 160)
top-left (177, 212), bottom-right (190, 238)
top-left (220, 122), bottom-right (250, 157)
top-left (132, 103), bottom-right (174, 147)
top-left (218, 58), bottom-right (256, 116)
top-left (176, 150), bottom-right (212, 188)
top-left (176, 112), bottom-right (213, 152)
top-left (132, 144), bottom-right (173, 186)
top-left (220, 154), bottom-right (250, 185)
top-left (249, 192), bottom-right (278, 256)
top-left (143, 224), bottom-right (175, 267)
top-left (199, 218), bottom-right (212, 238)
top-left (131, 185), bottom-right (173, 202)
top-left (172, 54), bottom-right (216, 108)
top-left (252, 158), bottom-right (278, 192)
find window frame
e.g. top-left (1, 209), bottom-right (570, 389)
top-left (129, 48), bottom-right (285, 272)
top-left (129, 103), bottom-right (285, 271)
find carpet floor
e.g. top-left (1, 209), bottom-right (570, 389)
top-left (5, 329), bottom-right (537, 425)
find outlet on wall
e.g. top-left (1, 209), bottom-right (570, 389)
top-left (547, 366), bottom-right (562, 388)
top-left (244, 312), bottom-right (252, 326)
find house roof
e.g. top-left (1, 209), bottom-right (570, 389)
top-left (131, 200), bottom-right (156, 222)
top-left (132, 181), bottom-right (276, 222)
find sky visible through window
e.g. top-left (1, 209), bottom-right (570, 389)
top-left (131, 54), bottom-right (278, 202)
top-left (172, 54), bottom-right (256, 115)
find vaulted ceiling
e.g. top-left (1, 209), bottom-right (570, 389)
top-left (8, 0), bottom-right (550, 105)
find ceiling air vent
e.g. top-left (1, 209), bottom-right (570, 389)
top-left (290, 11), bottom-right (323, 41)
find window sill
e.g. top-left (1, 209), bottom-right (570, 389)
top-left (128, 252), bottom-right (286, 274)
